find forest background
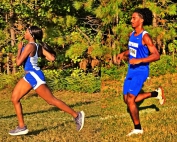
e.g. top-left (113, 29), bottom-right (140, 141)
top-left (0, 0), bottom-right (176, 93)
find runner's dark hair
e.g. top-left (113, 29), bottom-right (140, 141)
top-left (133, 8), bottom-right (153, 26)
top-left (28, 26), bottom-right (56, 56)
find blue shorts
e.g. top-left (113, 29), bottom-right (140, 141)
top-left (123, 70), bottom-right (148, 96)
top-left (23, 70), bottom-right (46, 90)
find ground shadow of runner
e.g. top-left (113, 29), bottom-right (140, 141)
top-left (26, 114), bottom-right (99, 136)
top-left (127, 89), bottom-right (159, 113)
top-left (1, 101), bottom-right (95, 119)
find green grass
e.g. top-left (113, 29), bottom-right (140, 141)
top-left (0, 90), bottom-right (101, 142)
top-left (0, 73), bottom-right (177, 141)
top-left (101, 73), bottom-right (177, 142)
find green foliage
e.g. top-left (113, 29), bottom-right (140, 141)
top-left (66, 15), bottom-right (77, 27)
top-left (0, 29), bottom-right (10, 51)
top-left (65, 71), bottom-right (101, 93)
top-left (90, 44), bottom-right (105, 58)
top-left (73, 1), bottom-right (83, 10)
top-left (0, 0), bottom-right (177, 86)
top-left (0, 68), bottom-right (24, 90)
top-left (0, 74), bottom-right (16, 90)
top-left (44, 69), bottom-right (68, 91)
top-left (167, 3), bottom-right (177, 16)
top-left (102, 55), bottom-right (177, 80)
top-left (150, 55), bottom-right (177, 76)
top-left (101, 64), bottom-right (128, 81)
top-left (0, 67), bottom-right (100, 94)
top-left (65, 43), bottom-right (87, 63)
top-left (44, 69), bottom-right (101, 93)
top-left (168, 40), bottom-right (177, 53)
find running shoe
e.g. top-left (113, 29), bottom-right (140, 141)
top-left (9, 126), bottom-right (29, 136)
top-left (155, 87), bottom-right (165, 105)
top-left (75, 111), bottom-right (85, 131)
top-left (126, 129), bottom-right (143, 136)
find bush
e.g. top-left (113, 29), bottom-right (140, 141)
top-left (44, 69), bottom-right (101, 93)
top-left (44, 69), bottom-right (68, 91)
top-left (0, 68), bottom-right (100, 93)
top-left (1, 55), bottom-right (175, 93)
top-left (101, 64), bottom-right (128, 81)
top-left (65, 72), bottom-right (101, 93)
top-left (0, 68), bottom-right (24, 90)
top-left (150, 55), bottom-right (177, 76)
top-left (101, 55), bottom-right (177, 80)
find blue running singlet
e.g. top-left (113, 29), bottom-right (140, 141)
top-left (128, 31), bottom-right (149, 71)
top-left (123, 31), bottom-right (150, 96)
top-left (22, 42), bottom-right (46, 89)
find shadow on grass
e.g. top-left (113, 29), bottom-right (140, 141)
top-left (136, 100), bottom-right (160, 112)
top-left (127, 103), bottom-right (159, 113)
top-left (24, 114), bottom-right (100, 136)
top-left (49, 100), bottom-right (95, 111)
top-left (138, 88), bottom-right (160, 111)
top-left (27, 128), bottom-right (48, 136)
top-left (1, 101), bottom-right (95, 119)
top-left (26, 121), bottom-right (72, 136)
top-left (126, 88), bottom-right (160, 112)
top-left (139, 104), bottom-right (159, 111)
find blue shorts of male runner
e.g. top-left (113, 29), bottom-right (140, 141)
top-left (123, 70), bottom-right (149, 96)
top-left (23, 70), bottom-right (46, 90)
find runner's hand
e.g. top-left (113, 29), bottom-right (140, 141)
top-left (129, 58), bottom-right (142, 65)
top-left (18, 42), bottom-right (23, 50)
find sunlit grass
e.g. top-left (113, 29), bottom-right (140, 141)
top-left (0, 90), bottom-right (101, 142)
top-left (0, 73), bottom-right (177, 141)
top-left (101, 73), bottom-right (177, 142)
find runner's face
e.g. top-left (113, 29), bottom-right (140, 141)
top-left (131, 12), bottom-right (144, 28)
top-left (24, 28), bottom-right (32, 40)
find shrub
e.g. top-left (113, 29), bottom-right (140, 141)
top-left (0, 68), bottom-right (101, 93)
top-left (150, 55), bottom-right (177, 76)
top-left (101, 64), bottom-right (128, 81)
top-left (44, 69), bottom-right (68, 91)
top-left (65, 72), bottom-right (101, 93)
top-left (0, 68), bottom-right (24, 90)
top-left (44, 68), bottom-right (101, 93)
top-left (101, 55), bottom-right (177, 80)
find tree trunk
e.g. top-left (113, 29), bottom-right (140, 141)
top-left (162, 41), bottom-right (166, 55)
top-left (153, 13), bottom-right (157, 27)
top-left (10, 28), bottom-right (15, 47)
top-left (142, 0), bottom-right (146, 8)
top-left (7, 54), bottom-right (10, 75)
top-left (0, 53), bottom-right (3, 73)
top-left (10, 0), bottom-right (16, 47)
top-left (153, 12), bottom-right (163, 53)
top-left (112, 41), bottom-right (117, 64)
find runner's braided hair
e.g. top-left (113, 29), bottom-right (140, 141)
top-left (133, 8), bottom-right (153, 26)
top-left (28, 26), bottom-right (56, 56)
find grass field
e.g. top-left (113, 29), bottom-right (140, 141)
top-left (101, 73), bottom-right (177, 142)
top-left (0, 90), bottom-right (101, 142)
top-left (0, 73), bottom-right (177, 142)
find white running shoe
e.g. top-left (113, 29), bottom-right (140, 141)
top-left (155, 87), bottom-right (165, 105)
top-left (75, 111), bottom-right (85, 131)
top-left (9, 126), bottom-right (29, 136)
top-left (126, 129), bottom-right (143, 136)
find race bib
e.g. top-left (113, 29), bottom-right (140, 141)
top-left (129, 47), bottom-right (137, 57)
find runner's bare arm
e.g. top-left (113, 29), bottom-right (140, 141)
top-left (16, 43), bottom-right (34, 66)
